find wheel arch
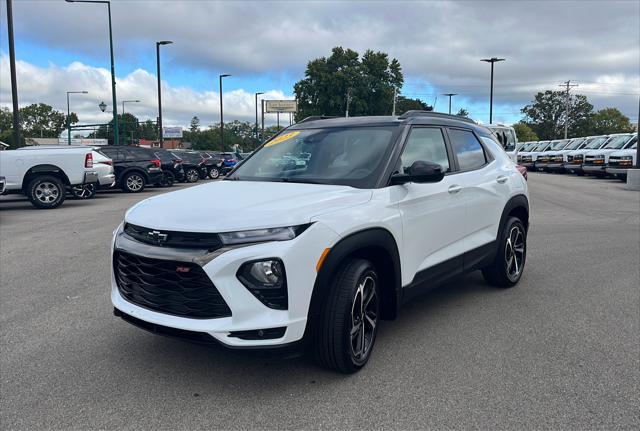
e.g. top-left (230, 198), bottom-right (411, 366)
top-left (304, 227), bottom-right (402, 340)
top-left (501, 194), bottom-right (529, 231)
top-left (22, 165), bottom-right (70, 190)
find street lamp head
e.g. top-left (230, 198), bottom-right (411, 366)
top-left (220, 74), bottom-right (231, 78)
top-left (65, 0), bottom-right (75, 3)
top-left (99, 101), bottom-right (107, 112)
top-left (481, 57), bottom-right (506, 63)
top-left (256, 92), bottom-right (264, 96)
top-left (157, 40), bottom-right (173, 46)
top-left (81, 91), bottom-right (88, 94)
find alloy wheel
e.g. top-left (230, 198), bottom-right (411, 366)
top-left (35, 181), bottom-right (60, 204)
top-left (350, 275), bottom-right (378, 365)
top-left (505, 225), bottom-right (525, 282)
top-left (126, 175), bottom-right (144, 191)
top-left (72, 184), bottom-right (94, 199)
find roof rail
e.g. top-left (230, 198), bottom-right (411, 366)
top-left (297, 115), bottom-right (341, 124)
top-left (398, 110), bottom-right (477, 124)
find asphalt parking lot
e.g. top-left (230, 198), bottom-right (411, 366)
top-left (1, 174), bottom-right (639, 430)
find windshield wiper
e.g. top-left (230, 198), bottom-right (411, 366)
top-left (276, 177), bottom-right (322, 184)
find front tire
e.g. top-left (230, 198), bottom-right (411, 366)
top-left (121, 172), bottom-right (146, 193)
top-left (27, 175), bottom-right (66, 209)
top-left (482, 217), bottom-right (527, 287)
top-left (315, 259), bottom-right (380, 374)
top-left (208, 167), bottom-right (220, 179)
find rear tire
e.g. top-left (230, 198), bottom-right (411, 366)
top-left (208, 167), bottom-right (220, 179)
top-left (71, 183), bottom-right (96, 199)
top-left (482, 217), bottom-right (527, 288)
top-left (185, 168), bottom-right (199, 183)
top-left (159, 171), bottom-right (175, 187)
top-left (121, 172), bottom-right (146, 193)
top-left (315, 258), bottom-right (380, 374)
top-left (27, 175), bottom-right (66, 209)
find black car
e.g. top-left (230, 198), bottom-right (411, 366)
top-left (171, 150), bottom-right (205, 183)
top-left (153, 149), bottom-right (184, 187)
top-left (99, 146), bottom-right (164, 193)
top-left (198, 151), bottom-right (224, 179)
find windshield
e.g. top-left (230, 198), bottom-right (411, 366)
top-left (522, 142), bottom-right (537, 151)
top-left (603, 135), bottom-right (632, 149)
top-left (228, 126), bottom-right (398, 188)
top-left (565, 138), bottom-right (585, 150)
top-left (584, 136), bottom-right (608, 149)
top-left (549, 140), bottom-right (568, 150)
top-left (533, 142), bottom-right (550, 151)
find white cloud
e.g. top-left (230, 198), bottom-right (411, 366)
top-left (0, 55), bottom-right (292, 129)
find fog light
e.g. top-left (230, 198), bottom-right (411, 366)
top-left (237, 259), bottom-right (288, 310)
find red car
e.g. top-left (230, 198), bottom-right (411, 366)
top-left (516, 164), bottom-right (528, 181)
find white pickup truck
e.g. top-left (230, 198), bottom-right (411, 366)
top-left (0, 146), bottom-right (99, 209)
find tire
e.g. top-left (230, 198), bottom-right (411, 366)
top-left (121, 172), bottom-right (146, 193)
top-left (482, 217), bottom-right (527, 288)
top-left (27, 175), bottom-right (66, 209)
top-left (159, 171), bottom-right (175, 188)
top-left (185, 168), bottom-right (200, 183)
top-left (70, 183), bottom-right (96, 199)
top-left (315, 258), bottom-right (380, 374)
top-left (208, 167), bottom-right (220, 179)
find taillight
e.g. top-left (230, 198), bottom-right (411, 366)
top-left (174, 158), bottom-right (183, 164)
top-left (85, 152), bottom-right (93, 168)
top-left (151, 159), bottom-right (161, 168)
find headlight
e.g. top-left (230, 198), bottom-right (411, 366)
top-left (621, 156), bottom-right (633, 160)
top-left (218, 224), bottom-right (310, 245)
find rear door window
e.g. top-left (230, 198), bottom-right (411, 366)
top-left (448, 128), bottom-right (487, 171)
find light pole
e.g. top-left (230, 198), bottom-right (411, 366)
top-left (66, 90), bottom-right (88, 145)
top-left (255, 92), bottom-right (264, 144)
top-left (481, 57), bottom-right (505, 124)
top-left (121, 100), bottom-right (140, 145)
top-left (443, 93), bottom-right (458, 115)
top-left (219, 74), bottom-right (231, 150)
top-left (66, 0), bottom-right (119, 145)
top-left (156, 40), bottom-right (173, 147)
top-left (6, 0), bottom-right (20, 147)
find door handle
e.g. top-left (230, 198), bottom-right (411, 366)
top-left (448, 185), bottom-right (462, 194)
top-left (496, 175), bottom-right (508, 184)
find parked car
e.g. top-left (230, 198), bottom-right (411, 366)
top-left (0, 175), bottom-right (6, 194)
top-left (563, 135), bottom-right (610, 175)
top-left (220, 152), bottom-right (238, 174)
top-left (486, 124), bottom-right (518, 160)
top-left (197, 151), bottom-right (224, 179)
top-left (0, 145), bottom-right (98, 208)
top-left (517, 141), bottom-right (549, 169)
top-left (171, 150), bottom-right (205, 183)
top-left (153, 149), bottom-right (184, 187)
top-left (111, 111), bottom-right (529, 373)
top-left (533, 139), bottom-right (571, 171)
top-left (606, 140), bottom-right (638, 180)
top-left (546, 137), bottom-right (588, 173)
top-left (582, 133), bottom-right (637, 176)
top-left (99, 146), bottom-right (163, 193)
top-left (70, 149), bottom-right (116, 199)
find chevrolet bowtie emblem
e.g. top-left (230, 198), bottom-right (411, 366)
top-left (147, 230), bottom-right (168, 245)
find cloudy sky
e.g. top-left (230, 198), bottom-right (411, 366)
top-left (1, 0), bottom-right (638, 130)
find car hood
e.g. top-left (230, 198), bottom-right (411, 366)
top-left (125, 180), bottom-right (373, 232)
top-left (608, 149), bottom-right (636, 157)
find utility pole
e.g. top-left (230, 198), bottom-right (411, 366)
top-left (443, 93), bottom-right (458, 115)
top-left (559, 80), bottom-right (579, 139)
top-left (345, 88), bottom-right (352, 118)
top-left (6, 0), bottom-right (20, 146)
top-left (392, 87), bottom-right (397, 116)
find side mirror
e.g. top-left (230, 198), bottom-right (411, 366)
top-left (391, 160), bottom-right (445, 185)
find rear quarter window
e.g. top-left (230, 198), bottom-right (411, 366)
top-left (448, 128), bottom-right (488, 171)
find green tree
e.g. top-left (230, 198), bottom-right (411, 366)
top-left (512, 121), bottom-right (539, 142)
top-left (19, 103), bottom-right (68, 138)
top-left (456, 108), bottom-right (469, 118)
top-left (590, 108), bottom-right (634, 135)
top-left (521, 90), bottom-right (593, 140)
top-left (395, 96), bottom-right (432, 115)
top-left (189, 116), bottom-right (200, 132)
top-left (293, 46), bottom-right (404, 120)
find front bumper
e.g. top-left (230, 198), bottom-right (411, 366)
top-left (519, 161), bottom-right (534, 169)
top-left (0, 176), bottom-right (5, 194)
top-left (534, 161), bottom-right (549, 170)
top-left (111, 222), bottom-right (340, 348)
top-left (583, 165), bottom-right (606, 174)
top-left (547, 163), bottom-right (565, 172)
top-left (563, 163), bottom-right (583, 173)
top-left (606, 167), bottom-right (630, 176)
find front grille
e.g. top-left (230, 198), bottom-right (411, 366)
top-left (114, 251), bottom-right (232, 319)
top-left (124, 223), bottom-right (222, 250)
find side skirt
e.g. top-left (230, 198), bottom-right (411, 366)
top-left (401, 241), bottom-right (498, 304)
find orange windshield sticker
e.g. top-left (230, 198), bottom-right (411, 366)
top-left (265, 131), bottom-right (301, 147)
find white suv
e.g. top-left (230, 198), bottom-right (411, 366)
top-left (111, 112), bottom-right (529, 373)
